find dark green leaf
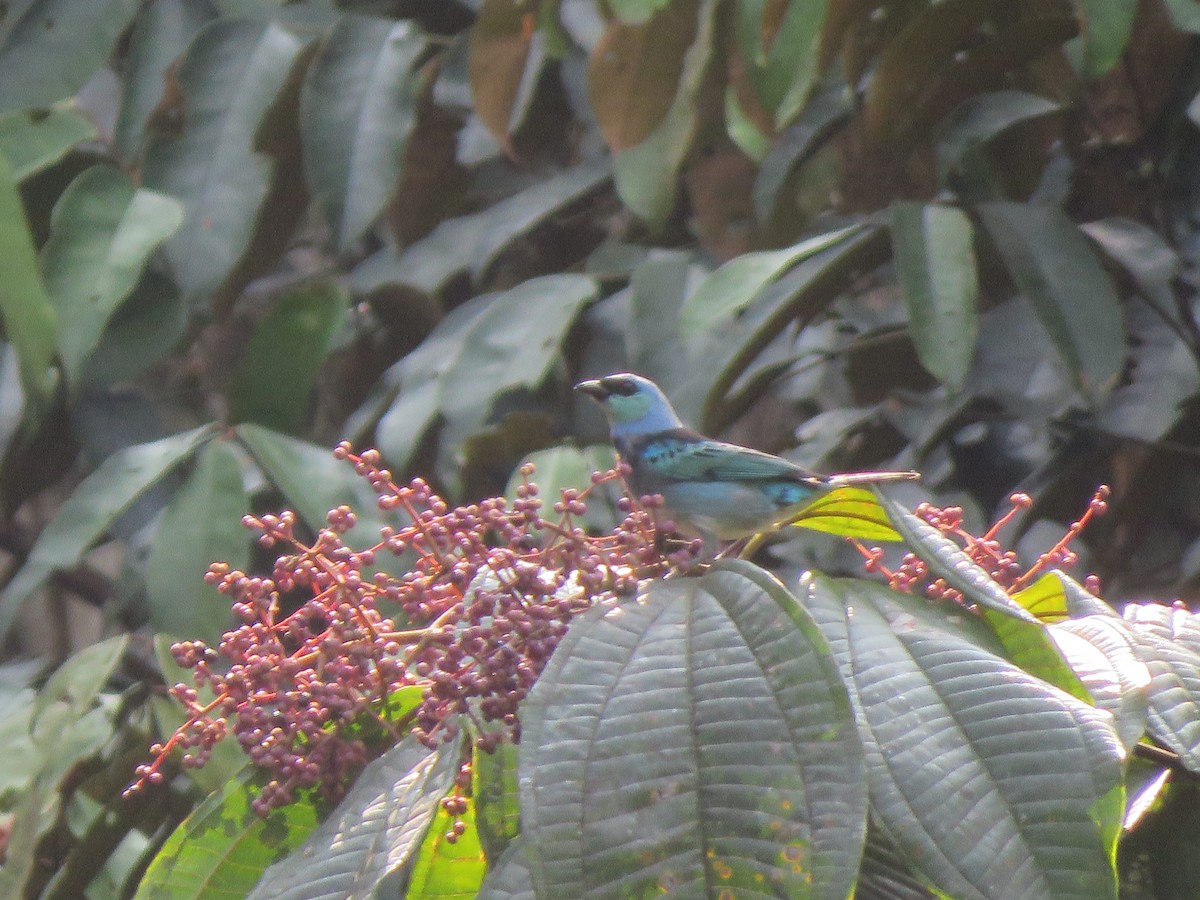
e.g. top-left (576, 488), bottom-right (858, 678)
top-left (520, 561), bottom-right (867, 899)
top-left (228, 281), bottom-right (348, 433)
top-left (0, 425), bottom-right (214, 640)
top-left (476, 839), bottom-right (534, 900)
top-left (681, 225), bottom-right (861, 338)
top-left (873, 490), bottom-right (1039, 622)
top-left (802, 575), bottom-right (1124, 900)
top-left (41, 165), bottom-right (184, 386)
top-left (752, 81), bottom-right (848, 225)
top-left (247, 736), bottom-right (458, 899)
top-left (434, 274), bottom-right (598, 489)
top-left (0, 106), bottom-right (97, 180)
top-left (0, 152), bottom-right (56, 416)
top-left (144, 438), bottom-right (248, 646)
top-left (936, 90), bottom-right (1061, 181)
top-left (134, 768), bottom-right (318, 899)
top-left (81, 268), bottom-right (189, 387)
top-left (114, 0), bottom-right (218, 164)
top-left (301, 14), bottom-right (425, 251)
top-left (142, 20), bottom-right (304, 300)
top-left (0, 0), bottom-right (142, 112)
top-left (890, 201), bottom-right (978, 391)
top-left (978, 201), bottom-right (1125, 400)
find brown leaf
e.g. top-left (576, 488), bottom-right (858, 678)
top-left (468, 0), bottom-right (537, 149)
top-left (588, 0), bottom-right (700, 151)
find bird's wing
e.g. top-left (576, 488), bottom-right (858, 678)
top-left (637, 431), bottom-right (821, 483)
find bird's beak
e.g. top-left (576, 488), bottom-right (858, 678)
top-left (574, 379), bottom-right (608, 401)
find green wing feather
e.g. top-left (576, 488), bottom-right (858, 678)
top-left (639, 435), bottom-right (819, 483)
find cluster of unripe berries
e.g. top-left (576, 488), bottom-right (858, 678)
top-left (861, 486), bottom-right (1110, 601)
top-left (129, 445), bottom-right (674, 814)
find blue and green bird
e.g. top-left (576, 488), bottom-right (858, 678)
top-left (576, 373), bottom-right (918, 554)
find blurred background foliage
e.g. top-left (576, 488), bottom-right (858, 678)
top-left (1, 0), bottom-right (1200, 895)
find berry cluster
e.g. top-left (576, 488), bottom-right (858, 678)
top-left (861, 485), bottom-right (1110, 606)
top-left (129, 446), bottom-right (673, 815)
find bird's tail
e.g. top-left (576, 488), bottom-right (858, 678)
top-left (823, 471), bottom-right (921, 487)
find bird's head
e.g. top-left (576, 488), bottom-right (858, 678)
top-left (574, 373), bottom-right (684, 434)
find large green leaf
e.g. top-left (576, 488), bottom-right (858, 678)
top-left (680, 225), bottom-right (861, 338)
top-left (301, 14), bottom-right (426, 251)
top-left (977, 202), bottom-right (1124, 400)
top-left (142, 20), bottom-right (304, 301)
top-left (520, 561), bottom-right (867, 899)
top-left (890, 201), bottom-right (978, 391)
top-left (0, 425), bottom-right (214, 639)
top-left (144, 438), bottom-right (248, 646)
top-left (1122, 603), bottom-right (1200, 772)
top-left (0, 152), bottom-right (56, 416)
top-left (613, 0), bottom-right (718, 225)
top-left (228, 280), bottom-right (348, 433)
top-left (114, 0), bottom-right (218, 164)
top-left (0, 0), bottom-right (142, 112)
top-left (1050, 616), bottom-right (1150, 750)
top-left (246, 737), bottom-right (458, 899)
top-left (40, 165), bottom-right (184, 386)
top-left (0, 106), bottom-right (97, 180)
top-left (802, 576), bottom-right (1124, 900)
top-left (936, 90), bottom-right (1061, 184)
top-left (134, 768), bottom-right (318, 899)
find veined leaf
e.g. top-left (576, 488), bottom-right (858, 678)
top-left (135, 768), bottom-right (318, 899)
top-left (247, 737), bottom-right (458, 899)
top-left (787, 485), bottom-right (904, 542)
top-left (520, 561), bottom-right (867, 899)
top-left (405, 793), bottom-right (488, 899)
top-left (802, 575), bottom-right (1124, 900)
top-left (1012, 571), bottom-right (1070, 622)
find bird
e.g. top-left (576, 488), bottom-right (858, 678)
top-left (575, 373), bottom-right (919, 556)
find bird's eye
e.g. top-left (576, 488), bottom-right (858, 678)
top-left (601, 377), bottom-right (639, 396)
